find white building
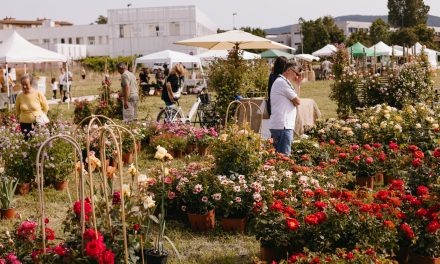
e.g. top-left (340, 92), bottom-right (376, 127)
top-left (0, 5), bottom-right (217, 58)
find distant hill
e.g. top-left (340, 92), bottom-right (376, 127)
top-left (264, 14), bottom-right (440, 35)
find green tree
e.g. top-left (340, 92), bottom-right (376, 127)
top-left (345, 29), bottom-right (371, 47)
top-left (388, 0), bottom-right (429, 28)
top-left (300, 18), bottom-right (329, 54)
top-left (240, 27), bottom-right (266, 38)
top-left (369, 18), bottom-right (391, 44)
top-left (322, 16), bottom-right (346, 44)
top-left (95, 15), bottom-right (108, 24)
top-left (413, 24), bottom-right (436, 48)
top-left (389, 28), bottom-right (419, 46)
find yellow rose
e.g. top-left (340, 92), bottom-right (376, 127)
top-left (154, 146), bottom-right (168, 160)
top-left (142, 195), bottom-right (156, 209)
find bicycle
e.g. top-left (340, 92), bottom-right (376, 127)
top-left (156, 91), bottom-right (219, 128)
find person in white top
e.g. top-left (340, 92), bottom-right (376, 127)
top-left (321, 59), bottom-right (332, 80)
top-left (269, 61), bottom-right (303, 156)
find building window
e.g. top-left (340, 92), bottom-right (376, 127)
top-left (156, 25), bottom-right (160, 36)
top-left (68, 38), bottom-right (73, 44)
top-left (61, 38), bottom-right (65, 44)
top-left (119, 25), bottom-right (125, 38)
top-left (170, 22), bottom-right (180, 36)
top-left (76, 37), bottom-right (82, 44)
top-left (42, 39), bottom-right (50, 44)
top-left (98, 36), bottom-right (103, 45)
top-left (88, 37), bottom-right (95, 45)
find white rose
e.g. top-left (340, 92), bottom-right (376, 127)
top-left (415, 123), bottom-right (422, 129)
top-left (361, 123), bottom-right (369, 129)
top-left (380, 121), bottom-right (387, 128)
top-left (384, 114), bottom-right (391, 119)
top-left (154, 146), bottom-right (167, 160)
top-left (142, 195), bottom-right (156, 209)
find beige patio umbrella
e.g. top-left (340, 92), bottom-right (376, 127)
top-left (175, 30), bottom-right (295, 50)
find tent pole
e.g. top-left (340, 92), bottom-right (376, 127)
top-left (66, 60), bottom-right (70, 110)
top-left (6, 63), bottom-right (11, 111)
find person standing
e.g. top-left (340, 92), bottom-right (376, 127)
top-left (117, 62), bottom-right (139, 122)
top-left (162, 64), bottom-right (185, 106)
top-left (321, 59), bottom-right (332, 80)
top-left (269, 62), bottom-right (303, 156)
top-left (267, 56), bottom-right (288, 116)
top-left (51, 77), bottom-right (58, 99)
top-left (62, 69), bottom-right (73, 102)
top-left (58, 68), bottom-right (65, 100)
top-left (15, 74), bottom-right (49, 140)
top-left (163, 64), bottom-right (170, 77)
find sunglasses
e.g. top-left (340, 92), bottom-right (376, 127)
top-left (287, 67), bottom-right (303, 76)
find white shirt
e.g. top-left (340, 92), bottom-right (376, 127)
top-left (269, 75), bottom-right (298, 130)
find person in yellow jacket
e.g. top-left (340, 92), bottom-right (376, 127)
top-left (15, 74), bottom-right (49, 139)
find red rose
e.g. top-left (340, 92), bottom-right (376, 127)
top-left (54, 244), bottom-right (67, 257)
top-left (373, 143), bottom-right (382, 148)
top-left (434, 148), bottom-right (440, 158)
top-left (85, 239), bottom-right (106, 259)
top-left (427, 221), bottom-right (440, 234)
top-left (414, 150), bottom-right (425, 159)
top-left (351, 144), bottom-right (360, 151)
top-left (329, 140), bottom-right (335, 145)
top-left (286, 218), bottom-right (300, 231)
top-left (314, 188), bottom-right (327, 196)
top-left (84, 229), bottom-right (104, 242)
top-left (45, 228), bottom-right (55, 241)
top-left (363, 144), bottom-right (373, 151)
top-left (400, 223), bottom-right (415, 239)
top-left (314, 211), bottom-right (327, 223)
top-left (411, 158), bottom-right (422, 167)
top-left (274, 190), bottom-right (286, 199)
top-left (304, 189), bottom-right (315, 197)
top-left (378, 152), bottom-right (386, 162)
top-left (99, 250), bottom-right (115, 264)
top-left (375, 190), bottom-right (390, 201)
top-left (416, 208), bottom-right (428, 217)
top-left (354, 155), bottom-right (361, 162)
top-left (346, 252), bottom-right (354, 260)
top-left (73, 199), bottom-right (92, 221)
top-left (408, 145), bottom-right (418, 151)
top-left (283, 206), bottom-right (296, 216)
top-left (417, 186), bottom-right (429, 196)
top-left (314, 201), bottom-right (328, 210)
top-left (365, 157), bottom-right (374, 164)
top-left (305, 214), bottom-right (319, 225)
top-left (339, 153), bottom-right (347, 159)
top-left (270, 200), bottom-right (284, 212)
top-left (359, 204), bottom-right (373, 213)
top-left (112, 192), bottom-right (121, 205)
top-left (389, 180), bottom-right (404, 191)
top-left (335, 203), bottom-right (350, 214)
top-left (311, 256), bottom-right (320, 263)
top-left (389, 141), bottom-right (399, 150)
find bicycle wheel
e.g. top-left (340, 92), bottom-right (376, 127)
top-left (156, 108), bottom-right (182, 123)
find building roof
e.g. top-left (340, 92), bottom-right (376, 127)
top-left (0, 17), bottom-right (73, 27)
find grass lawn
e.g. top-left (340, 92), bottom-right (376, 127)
top-left (1, 70), bottom-right (438, 263)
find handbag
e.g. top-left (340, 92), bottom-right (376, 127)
top-left (35, 113), bottom-right (50, 126)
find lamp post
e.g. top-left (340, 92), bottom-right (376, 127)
top-left (298, 19), bottom-right (304, 54)
top-left (232, 13), bottom-right (237, 30)
top-left (127, 3), bottom-right (134, 70)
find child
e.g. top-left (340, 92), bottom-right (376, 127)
top-left (51, 77), bottom-right (58, 99)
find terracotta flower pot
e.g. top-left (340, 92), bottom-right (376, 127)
top-left (16, 183), bottom-right (31, 195)
top-left (1, 208), bottom-right (16, 220)
top-left (197, 145), bottom-right (208, 156)
top-left (409, 254), bottom-right (440, 264)
top-left (187, 210), bottom-right (215, 232)
top-left (374, 173), bottom-right (384, 185)
top-left (260, 245), bottom-right (289, 263)
top-left (356, 176), bottom-right (374, 189)
top-left (55, 180), bottom-right (68, 191)
top-left (122, 152), bottom-right (134, 164)
top-left (168, 150), bottom-right (183, 159)
top-left (221, 217), bottom-right (247, 233)
top-left (186, 144), bottom-right (196, 154)
top-left (144, 249), bottom-right (168, 264)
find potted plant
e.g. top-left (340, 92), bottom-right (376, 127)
top-left (178, 169), bottom-right (219, 232)
top-left (217, 173), bottom-right (254, 233)
top-left (0, 177), bottom-right (19, 219)
top-left (192, 127), bottom-right (218, 156)
top-left (44, 140), bottom-right (74, 191)
top-left (146, 146), bottom-right (181, 263)
top-left (121, 135), bottom-right (135, 164)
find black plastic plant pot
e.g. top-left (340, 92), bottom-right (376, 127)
top-left (144, 249), bottom-right (169, 264)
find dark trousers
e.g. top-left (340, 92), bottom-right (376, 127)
top-left (52, 90), bottom-right (57, 99)
top-left (20, 123), bottom-right (35, 140)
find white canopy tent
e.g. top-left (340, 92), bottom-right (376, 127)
top-left (412, 42), bottom-right (438, 68)
top-left (370, 41), bottom-right (403, 56)
top-left (312, 44), bottom-right (338, 57)
top-left (294, 54), bottom-right (320, 62)
top-left (196, 50), bottom-right (261, 62)
top-left (135, 49), bottom-right (206, 87)
top-left (135, 49), bottom-right (201, 68)
top-left (0, 31), bottom-right (67, 109)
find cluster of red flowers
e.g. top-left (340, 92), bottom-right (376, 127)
top-left (83, 229), bottom-right (114, 264)
top-left (17, 221), bottom-right (37, 241)
top-left (73, 198), bottom-right (93, 221)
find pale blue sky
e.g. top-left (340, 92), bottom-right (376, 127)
top-left (4, 0), bottom-right (440, 29)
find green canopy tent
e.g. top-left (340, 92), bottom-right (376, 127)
top-left (349, 42), bottom-right (375, 57)
top-left (260, 49), bottom-right (295, 59)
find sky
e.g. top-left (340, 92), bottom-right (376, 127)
top-left (3, 0), bottom-right (440, 30)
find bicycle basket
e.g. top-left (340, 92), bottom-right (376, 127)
top-left (200, 93), bottom-right (211, 104)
